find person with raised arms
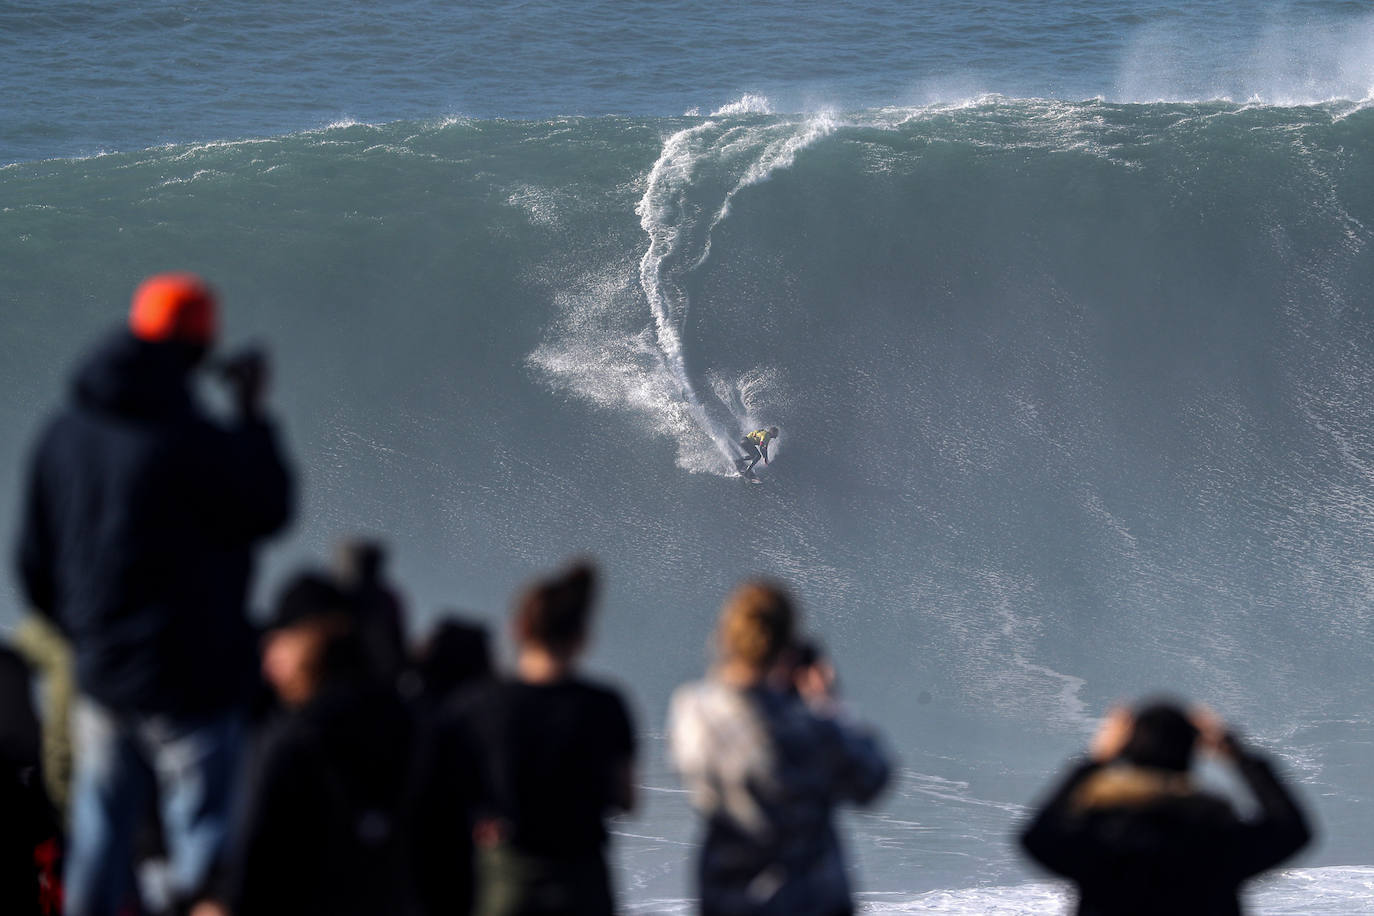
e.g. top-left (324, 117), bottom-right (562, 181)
top-left (1019, 699), bottom-right (1312, 916)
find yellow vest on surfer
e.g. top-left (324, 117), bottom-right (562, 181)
top-left (736, 427), bottom-right (779, 476)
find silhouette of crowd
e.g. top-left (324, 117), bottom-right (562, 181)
top-left (3, 275), bottom-right (1312, 915)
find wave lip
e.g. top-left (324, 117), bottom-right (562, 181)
top-left (710, 94), bottom-right (775, 117)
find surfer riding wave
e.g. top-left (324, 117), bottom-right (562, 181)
top-left (734, 427), bottom-right (778, 478)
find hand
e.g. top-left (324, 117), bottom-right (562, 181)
top-left (795, 659), bottom-right (837, 705)
top-left (1090, 706), bottom-right (1134, 762)
top-left (217, 346), bottom-right (270, 419)
top-left (1190, 704), bottom-right (1236, 759)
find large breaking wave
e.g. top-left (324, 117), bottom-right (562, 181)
top-left (5, 96), bottom-right (1374, 909)
top-left (529, 99), bottom-right (834, 473)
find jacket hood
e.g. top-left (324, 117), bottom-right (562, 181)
top-left (1072, 764), bottom-right (1195, 813)
top-left (71, 329), bottom-right (200, 420)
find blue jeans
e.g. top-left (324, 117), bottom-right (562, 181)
top-left (65, 697), bottom-right (245, 916)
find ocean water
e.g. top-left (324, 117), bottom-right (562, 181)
top-left (4, 2), bottom-right (1374, 913)
top-left (6, 0), bottom-right (1374, 164)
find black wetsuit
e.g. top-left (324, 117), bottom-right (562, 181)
top-left (736, 433), bottom-right (772, 474)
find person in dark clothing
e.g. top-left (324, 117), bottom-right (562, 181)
top-left (0, 646), bottom-right (64, 916)
top-left (0, 646), bottom-right (44, 779)
top-left (13, 273), bottom-right (293, 915)
top-left (404, 616), bottom-right (492, 916)
top-left (409, 617), bottom-right (493, 712)
top-left (413, 563), bottom-right (636, 916)
top-left (334, 539), bottom-right (409, 685)
top-left (0, 763), bottom-right (64, 916)
top-left (1019, 699), bottom-right (1312, 916)
top-left (224, 572), bottom-right (416, 916)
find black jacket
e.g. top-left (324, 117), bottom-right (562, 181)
top-left (1019, 751), bottom-right (1311, 916)
top-left (0, 648), bottom-right (62, 916)
top-left (15, 331), bottom-right (292, 717)
top-left (227, 684), bottom-right (416, 916)
top-left (0, 756), bottom-right (62, 916)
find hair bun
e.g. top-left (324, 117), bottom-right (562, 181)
top-left (560, 563), bottom-right (597, 604)
top-left (515, 560), bottom-right (600, 652)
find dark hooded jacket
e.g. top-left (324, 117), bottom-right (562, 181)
top-left (1019, 749), bottom-right (1311, 916)
top-left (15, 330), bottom-right (292, 717)
top-left (0, 647), bottom-right (63, 916)
top-left (227, 677), bottom-right (416, 916)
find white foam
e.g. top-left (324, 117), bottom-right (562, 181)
top-left (635, 114), bottom-right (833, 471)
top-left (710, 94), bottom-right (774, 117)
top-left (155, 169), bottom-right (223, 187)
top-left (532, 112), bottom-right (832, 475)
top-left (700, 111), bottom-right (837, 252)
top-left (708, 367), bottom-right (786, 431)
top-left (507, 184), bottom-right (565, 228)
top-left (625, 868), bottom-right (1374, 914)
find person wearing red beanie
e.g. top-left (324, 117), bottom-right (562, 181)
top-left (128, 273), bottom-right (219, 346)
top-left (16, 274), bottom-right (294, 916)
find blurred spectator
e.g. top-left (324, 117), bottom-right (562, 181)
top-left (408, 617), bottom-right (493, 713)
top-left (1019, 699), bottom-right (1312, 916)
top-left (414, 562), bottom-right (635, 916)
top-left (402, 616), bottom-right (492, 916)
top-left (0, 645), bottom-right (43, 781)
top-left (13, 273), bottom-right (293, 915)
top-left (0, 645), bottom-right (65, 915)
top-left (222, 572), bottom-right (415, 916)
top-left (334, 539), bottom-right (409, 684)
top-left (668, 583), bottom-right (890, 916)
top-left (785, 638), bottom-right (837, 700)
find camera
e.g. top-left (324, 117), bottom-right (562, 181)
top-left (209, 345), bottom-right (269, 415)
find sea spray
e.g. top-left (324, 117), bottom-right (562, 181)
top-left (534, 101), bottom-right (833, 474)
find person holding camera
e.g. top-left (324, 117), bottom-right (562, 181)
top-left (1019, 699), bottom-right (1312, 916)
top-left (668, 583), bottom-right (890, 916)
top-left (15, 273), bottom-right (293, 916)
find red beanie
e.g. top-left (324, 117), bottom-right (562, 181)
top-left (129, 273), bottom-right (218, 345)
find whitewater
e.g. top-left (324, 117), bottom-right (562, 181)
top-left (5, 0), bottom-right (1374, 912)
top-left (529, 95), bottom-right (827, 475)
